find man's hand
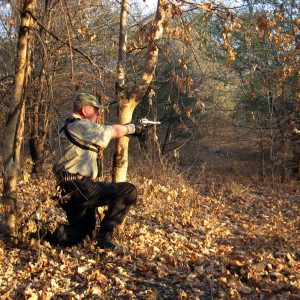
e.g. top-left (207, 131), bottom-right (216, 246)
top-left (126, 119), bottom-right (160, 136)
top-left (125, 123), bottom-right (145, 136)
top-left (133, 122), bottom-right (144, 136)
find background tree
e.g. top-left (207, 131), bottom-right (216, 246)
top-left (1, 0), bottom-right (299, 238)
top-left (170, 0), bottom-right (300, 182)
top-left (1, 0), bottom-right (36, 236)
top-left (23, 0), bottom-right (121, 174)
top-left (27, 0), bottom-right (55, 174)
top-left (228, 0), bottom-right (300, 182)
top-left (113, 0), bottom-right (171, 182)
top-left (0, 2), bottom-right (19, 140)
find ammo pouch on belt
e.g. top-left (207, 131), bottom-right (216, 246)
top-left (55, 170), bottom-right (79, 183)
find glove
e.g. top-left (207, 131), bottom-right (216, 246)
top-left (133, 122), bottom-right (144, 135)
top-left (125, 123), bottom-right (145, 136)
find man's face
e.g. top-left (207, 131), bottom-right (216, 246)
top-left (84, 105), bottom-right (100, 122)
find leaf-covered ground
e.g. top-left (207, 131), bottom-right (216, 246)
top-left (0, 168), bottom-right (300, 299)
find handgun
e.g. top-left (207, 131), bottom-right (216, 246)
top-left (139, 118), bottom-right (161, 126)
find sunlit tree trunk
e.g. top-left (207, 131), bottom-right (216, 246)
top-left (113, 0), bottom-right (170, 182)
top-left (1, 0), bottom-right (36, 236)
top-left (113, 0), bottom-right (130, 183)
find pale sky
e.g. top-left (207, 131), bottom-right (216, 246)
top-left (140, 0), bottom-right (245, 12)
top-left (140, 0), bottom-right (158, 13)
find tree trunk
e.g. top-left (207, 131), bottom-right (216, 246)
top-left (113, 0), bottom-right (170, 182)
top-left (281, 130), bottom-right (288, 183)
top-left (113, 0), bottom-right (129, 183)
top-left (29, 137), bottom-right (46, 174)
top-left (280, 84), bottom-right (288, 183)
top-left (1, 0), bottom-right (36, 236)
top-left (291, 137), bottom-right (300, 180)
top-left (28, 0), bottom-right (52, 175)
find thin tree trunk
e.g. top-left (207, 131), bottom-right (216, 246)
top-left (28, 0), bottom-right (52, 174)
top-left (255, 96), bottom-right (265, 183)
top-left (114, 0), bottom-right (170, 182)
top-left (281, 130), bottom-right (287, 183)
top-left (1, 0), bottom-right (36, 236)
top-left (113, 0), bottom-right (130, 183)
top-left (280, 84), bottom-right (288, 183)
top-left (260, 132), bottom-right (265, 183)
top-left (267, 88), bottom-right (275, 185)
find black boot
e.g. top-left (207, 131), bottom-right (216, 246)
top-left (97, 229), bottom-right (116, 249)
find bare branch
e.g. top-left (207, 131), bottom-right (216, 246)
top-left (24, 9), bottom-right (110, 76)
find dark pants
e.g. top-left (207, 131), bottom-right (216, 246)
top-left (47, 178), bottom-right (137, 246)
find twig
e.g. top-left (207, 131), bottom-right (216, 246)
top-left (23, 9), bottom-right (108, 76)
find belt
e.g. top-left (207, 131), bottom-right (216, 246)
top-left (55, 170), bottom-right (86, 183)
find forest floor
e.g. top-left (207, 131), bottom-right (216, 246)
top-left (0, 129), bottom-right (300, 300)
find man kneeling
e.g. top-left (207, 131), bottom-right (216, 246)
top-left (36, 93), bottom-right (143, 249)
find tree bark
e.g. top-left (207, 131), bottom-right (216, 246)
top-left (28, 0), bottom-right (52, 174)
top-left (113, 0), bottom-right (129, 183)
top-left (1, 0), bottom-right (36, 236)
top-left (113, 0), bottom-right (170, 182)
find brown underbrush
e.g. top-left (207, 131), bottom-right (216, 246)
top-left (0, 147), bottom-right (299, 299)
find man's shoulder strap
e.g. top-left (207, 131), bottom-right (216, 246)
top-left (59, 117), bottom-right (79, 134)
top-left (60, 117), bottom-right (99, 154)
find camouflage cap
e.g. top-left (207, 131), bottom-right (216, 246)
top-left (74, 93), bottom-right (104, 109)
